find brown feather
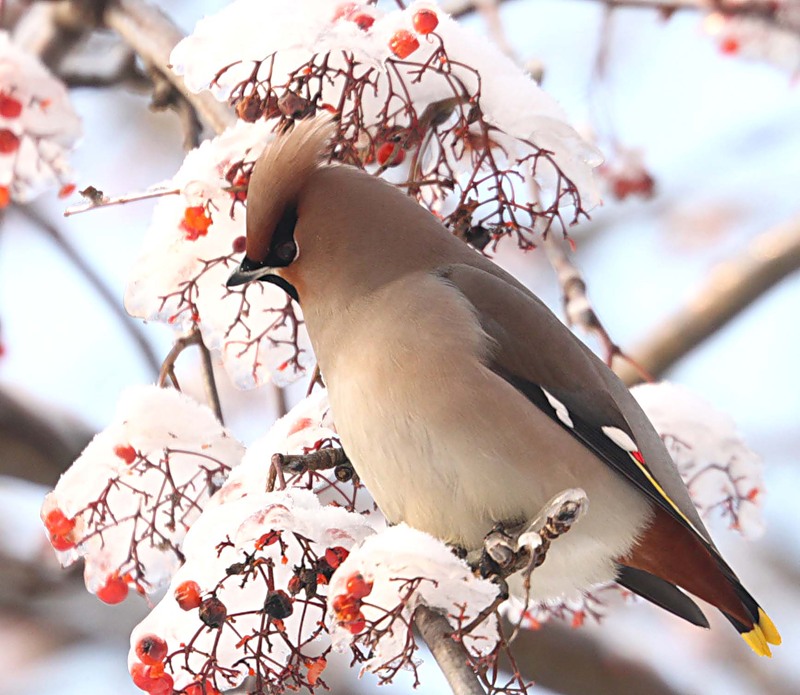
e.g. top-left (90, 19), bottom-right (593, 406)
top-left (621, 505), bottom-right (752, 627)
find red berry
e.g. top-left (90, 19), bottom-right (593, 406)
top-left (174, 580), bottom-right (202, 610)
top-left (232, 235), bottom-right (247, 254)
top-left (345, 572), bottom-right (373, 599)
top-left (131, 663), bottom-right (174, 695)
top-left (43, 508), bottom-right (76, 536)
top-left (389, 30), bottom-right (420, 59)
top-left (324, 546), bottom-right (349, 569)
top-left (181, 205), bottom-right (212, 241)
top-left (413, 9), bottom-right (439, 35)
top-left (332, 593), bottom-right (358, 614)
top-left (135, 634), bottom-right (168, 665)
top-left (0, 186), bottom-right (9, 208)
top-left (97, 572), bottom-right (129, 604)
top-left (114, 444), bottom-right (137, 464)
top-left (351, 13), bottom-right (374, 31)
top-left (0, 93), bottom-right (22, 119)
top-left (0, 128), bottom-right (19, 154)
top-left (49, 533), bottom-right (76, 551)
top-left (376, 142), bottom-right (406, 167)
top-left (130, 662), bottom-right (153, 691)
top-left (720, 36), bottom-right (739, 55)
top-left (58, 183), bottom-right (76, 198)
top-left (182, 682), bottom-right (220, 695)
top-left (344, 611), bottom-right (366, 634)
top-left (287, 575), bottom-right (304, 595)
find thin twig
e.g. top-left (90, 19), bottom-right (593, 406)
top-left (157, 330), bottom-right (201, 388)
top-left (64, 186), bottom-right (181, 217)
top-left (13, 204), bottom-right (161, 377)
top-left (197, 339), bottom-right (224, 424)
top-left (542, 233), bottom-right (654, 381)
top-left (615, 215), bottom-right (800, 385)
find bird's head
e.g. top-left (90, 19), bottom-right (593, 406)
top-left (227, 115), bottom-right (467, 310)
top-left (226, 117), bottom-right (337, 302)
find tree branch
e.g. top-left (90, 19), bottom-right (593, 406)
top-left (415, 606), bottom-right (486, 695)
top-left (444, 0), bottom-right (800, 35)
top-left (616, 215), bottom-right (800, 385)
top-left (102, 0), bottom-right (234, 135)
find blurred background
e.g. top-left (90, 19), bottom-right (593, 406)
top-left (0, 0), bottom-right (798, 693)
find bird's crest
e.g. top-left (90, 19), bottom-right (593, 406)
top-left (245, 116), bottom-right (336, 262)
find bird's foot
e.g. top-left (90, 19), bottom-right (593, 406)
top-left (267, 448), bottom-right (356, 491)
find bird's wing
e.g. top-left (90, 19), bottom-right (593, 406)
top-left (437, 262), bottom-right (713, 546)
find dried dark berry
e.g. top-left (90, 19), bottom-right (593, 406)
top-left (199, 597), bottom-right (227, 628)
top-left (263, 590), bottom-right (293, 620)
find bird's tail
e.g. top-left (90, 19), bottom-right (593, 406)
top-left (723, 583), bottom-right (782, 657)
top-left (621, 505), bottom-right (781, 656)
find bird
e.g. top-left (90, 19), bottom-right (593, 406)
top-left (227, 116), bottom-right (781, 657)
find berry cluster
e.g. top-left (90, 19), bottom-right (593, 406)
top-left (388, 9), bottom-right (439, 59)
top-left (131, 635), bottom-right (174, 695)
top-left (331, 572), bottom-right (374, 635)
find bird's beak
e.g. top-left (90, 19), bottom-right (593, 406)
top-left (226, 257), bottom-right (276, 288)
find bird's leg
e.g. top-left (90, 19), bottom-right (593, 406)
top-left (463, 488), bottom-right (589, 632)
top-left (267, 448), bottom-right (356, 491)
top-left (511, 488), bottom-right (589, 640)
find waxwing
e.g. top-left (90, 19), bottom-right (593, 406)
top-left (228, 117), bottom-right (780, 656)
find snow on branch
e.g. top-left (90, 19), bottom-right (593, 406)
top-left (41, 386), bottom-right (244, 601)
top-left (129, 488), bottom-right (375, 694)
top-left (124, 120), bottom-right (313, 389)
top-left (328, 524), bottom-right (499, 684)
top-left (0, 31), bottom-right (80, 206)
top-left (170, 0), bottom-right (601, 249)
top-left (633, 381), bottom-right (765, 537)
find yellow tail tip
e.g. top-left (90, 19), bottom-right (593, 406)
top-left (742, 625), bottom-right (772, 657)
top-left (758, 608), bottom-right (782, 646)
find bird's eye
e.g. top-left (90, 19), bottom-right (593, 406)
top-left (275, 241), bottom-right (297, 264)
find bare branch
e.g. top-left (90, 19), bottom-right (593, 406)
top-left (616, 215), bottom-right (800, 385)
top-left (444, 0), bottom-right (800, 35)
top-left (102, 0), bottom-right (235, 135)
top-left (415, 606), bottom-right (487, 695)
top-left (543, 234), bottom-right (654, 380)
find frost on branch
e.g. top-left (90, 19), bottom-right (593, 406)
top-left (218, 388), bottom-right (378, 517)
top-left (124, 120), bottom-right (313, 388)
top-left (41, 386), bottom-right (244, 601)
top-left (633, 381), bottom-right (765, 537)
top-left (129, 488), bottom-right (374, 694)
top-left (328, 524), bottom-right (498, 685)
top-left (0, 31), bottom-right (80, 206)
top-left (171, 0), bottom-right (601, 249)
